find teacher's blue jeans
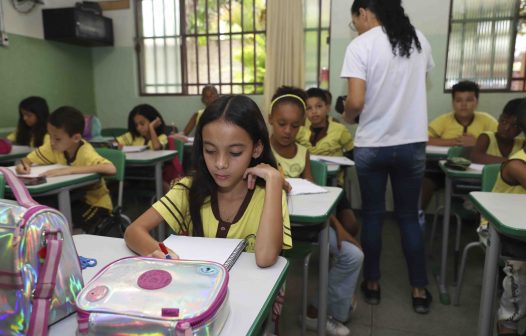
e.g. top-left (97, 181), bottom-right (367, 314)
top-left (354, 142), bottom-right (428, 288)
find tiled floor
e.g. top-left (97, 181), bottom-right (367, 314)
top-left (279, 214), bottom-right (485, 336)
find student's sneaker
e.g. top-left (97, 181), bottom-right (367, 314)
top-left (305, 315), bottom-right (350, 336)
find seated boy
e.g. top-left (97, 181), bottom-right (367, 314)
top-left (490, 99), bottom-right (526, 336)
top-left (421, 80), bottom-right (498, 211)
top-left (16, 106), bottom-right (116, 232)
top-left (471, 98), bottom-right (523, 164)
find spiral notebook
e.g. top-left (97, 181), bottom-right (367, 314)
top-left (163, 235), bottom-right (246, 270)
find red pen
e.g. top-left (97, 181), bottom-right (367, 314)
top-left (158, 242), bottom-right (172, 259)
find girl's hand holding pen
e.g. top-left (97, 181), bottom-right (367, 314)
top-left (148, 242), bottom-right (179, 260)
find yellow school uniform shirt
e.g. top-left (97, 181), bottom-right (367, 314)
top-left (196, 109), bottom-right (205, 125)
top-left (296, 119), bottom-right (354, 156)
top-left (492, 149), bottom-right (526, 194)
top-left (115, 132), bottom-right (168, 149)
top-left (272, 144), bottom-right (308, 178)
top-left (428, 112), bottom-right (497, 139)
top-left (7, 132), bottom-right (50, 147)
top-left (26, 140), bottom-right (113, 211)
top-left (153, 177), bottom-right (292, 252)
top-left (483, 131), bottom-right (523, 158)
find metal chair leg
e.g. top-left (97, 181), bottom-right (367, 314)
top-left (453, 241), bottom-right (484, 305)
top-left (301, 252), bottom-right (312, 336)
top-left (453, 214), bottom-right (462, 286)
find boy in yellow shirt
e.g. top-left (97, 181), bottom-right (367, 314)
top-left (16, 106), bottom-right (116, 232)
top-left (421, 80), bottom-right (498, 211)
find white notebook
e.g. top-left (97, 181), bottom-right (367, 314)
top-left (310, 155), bottom-right (355, 166)
top-left (121, 145), bottom-right (148, 153)
top-left (163, 235), bottom-right (246, 270)
top-left (286, 178), bottom-right (328, 196)
top-left (8, 164), bottom-right (66, 178)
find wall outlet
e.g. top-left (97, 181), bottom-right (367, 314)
top-left (0, 31), bottom-right (8, 47)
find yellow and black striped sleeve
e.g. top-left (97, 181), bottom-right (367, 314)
top-left (26, 141), bottom-right (56, 165)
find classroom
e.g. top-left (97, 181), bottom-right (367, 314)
top-left (1, 0), bottom-right (526, 335)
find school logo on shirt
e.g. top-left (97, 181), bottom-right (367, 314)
top-left (289, 163), bottom-right (303, 177)
top-left (244, 234), bottom-right (256, 253)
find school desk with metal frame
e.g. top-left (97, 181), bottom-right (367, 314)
top-left (436, 161), bottom-right (483, 304)
top-left (125, 150), bottom-right (178, 239)
top-left (2, 170), bottom-right (99, 226)
top-left (0, 145), bottom-right (32, 164)
top-left (469, 192), bottom-right (526, 336)
top-left (48, 234), bottom-right (290, 336)
top-left (288, 186), bottom-right (343, 336)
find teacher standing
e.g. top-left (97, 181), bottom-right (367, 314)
top-left (341, 0), bottom-right (434, 314)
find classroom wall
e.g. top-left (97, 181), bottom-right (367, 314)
top-left (0, 0), bottom-right (96, 133)
top-left (330, 0), bottom-right (526, 120)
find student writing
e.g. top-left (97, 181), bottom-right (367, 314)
top-left (124, 95), bottom-right (292, 268)
top-left (7, 96), bottom-right (50, 147)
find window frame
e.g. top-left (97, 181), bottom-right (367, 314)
top-left (443, 0), bottom-right (524, 93)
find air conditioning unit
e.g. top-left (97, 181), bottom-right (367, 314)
top-left (42, 7), bottom-right (113, 47)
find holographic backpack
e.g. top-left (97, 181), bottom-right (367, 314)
top-left (76, 257), bottom-right (230, 335)
top-left (0, 167), bottom-right (83, 336)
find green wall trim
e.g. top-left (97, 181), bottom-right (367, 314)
top-left (0, 33), bottom-right (96, 129)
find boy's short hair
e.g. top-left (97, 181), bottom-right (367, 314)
top-left (502, 98), bottom-right (524, 118)
top-left (48, 106), bottom-right (85, 136)
top-left (451, 80), bottom-right (480, 99)
top-left (306, 87), bottom-right (330, 105)
top-left (201, 85), bottom-right (218, 96)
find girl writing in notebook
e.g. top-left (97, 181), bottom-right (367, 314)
top-left (116, 104), bottom-right (168, 150)
top-left (269, 86), bottom-right (362, 335)
top-left (124, 95), bottom-right (292, 268)
top-left (7, 96), bottom-right (50, 147)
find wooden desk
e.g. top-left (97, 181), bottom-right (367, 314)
top-left (49, 234), bottom-right (289, 336)
top-left (288, 187), bottom-right (343, 336)
top-left (125, 150), bottom-right (177, 239)
top-left (469, 192), bottom-right (526, 336)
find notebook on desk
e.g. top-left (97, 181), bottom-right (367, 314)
top-left (121, 145), bottom-right (148, 153)
top-left (8, 164), bottom-right (65, 178)
top-left (286, 178), bottom-right (328, 196)
top-left (310, 155), bottom-right (354, 166)
top-left (163, 235), bottom-right (246, 270)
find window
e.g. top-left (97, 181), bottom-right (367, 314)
top-left (445, 0), bottom-right (526, 91)
top-left (136, 0), bottom-right (331, 95)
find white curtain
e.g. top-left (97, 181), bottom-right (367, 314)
top-left (263, 0), bottom-right (305, 117)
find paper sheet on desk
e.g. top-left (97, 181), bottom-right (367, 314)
top-left (286, 178), bottom-right (328, 196)
top-left (121, 145), bottom-right (148, 153)
top-left (310, 155), bottom-right (354, 166)
top-left (8, 164), bottom-right (67, 178)
top-left (468, 163), bottom-right (485, 172)
top-left (163, 235), bottom-right (246, 270)
top-left (426, 145), bottom-right (450, 155)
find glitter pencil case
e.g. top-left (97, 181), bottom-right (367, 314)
top-left (76, 257), bottom-right (230, 335)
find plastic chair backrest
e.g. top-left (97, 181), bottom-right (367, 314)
top-left (482, 163), bottom-right (501, 192)
top-left (447, 146), bottom-right (472, 159)
top-left (310, 160), bottom-right (328, 186)
top-left (101, 128), bottom-right (128, 138)
top-left (175, 139), bottom-right (184, 164)
top-left (0, 175), bottom-right (4, 198)
top-left (95, 148), bottom-right (125, 182)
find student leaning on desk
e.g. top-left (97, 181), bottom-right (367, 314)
top-left (115, 104), bottom-right (168, 150)
top-left (491, 100), bottom-right (526, 336)
top-left (7, 96), bottom-right (50, 148)
top-left (421, 80), bottom-right (498, 213)
top-left (16, 106), bottom-right (116, 232)
top-left (124, 95), bottom-right (292, 268)
top-left (269, 85), bottom-right (362, 336)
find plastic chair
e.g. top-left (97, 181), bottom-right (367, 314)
top-left (0, 175), bottom-right (4, 198)
top-left (101, 128), bottom-right (127, 138)
top-left (283, 159), bottom-right (328, 335)
top-left (95, 148), bottom-right (131, 233)
top-left (453, 163), bottom-right (500, 305)
top-left (428, 146), bottom-right (480, 283)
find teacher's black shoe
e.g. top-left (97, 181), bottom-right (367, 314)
top-left (360, 281), bottom-right (380, 305)
top-left (412, 288), bottom-right (432, 314)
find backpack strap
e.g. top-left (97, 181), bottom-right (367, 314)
top-left (0, 167), bottom-right (39, 208)
top-left (27, 230), bottom-right (63, 336)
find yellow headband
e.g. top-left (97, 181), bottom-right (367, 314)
top-left (269, 94), bottom-right (306, 112)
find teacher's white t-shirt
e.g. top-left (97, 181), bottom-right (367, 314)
top-left (340, 26), bottom-right (434, 147)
